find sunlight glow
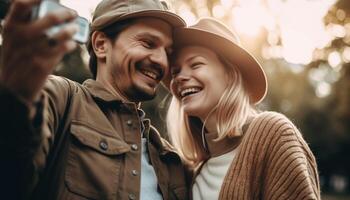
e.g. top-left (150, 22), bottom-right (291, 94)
top-left (278, 0), bottom-right (336, 64)
top-left (194, 0), bottom-right (210, 17)
top-left (213, 4), bottom-right (227, 19)
top-left (327, 23), bottom-right (347, 38)
top-left (178, 4), bottom-right (197, 25)
top-left (342, 47), bottom-right (350, 63)
top-left (231, 5), bottom-right (269, 36)
top-left (61, 0), bottom-right (101, 21)
top-left (316, 81), bottom-right (331, 98)
top-left (328, 51), bottom-right (342, 68)
top-left (220, 0), bottom-right (235, 8)
top-left (58, 0), bottom-right (338, 68)
top-left (281, 28), bottom-right (314, 65)
top-left (336, 9), bottom-right (347, 21)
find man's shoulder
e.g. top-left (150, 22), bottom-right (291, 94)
top-left (45, 75), bottom-right (83, 91)
top-left (44, 75), bottom-right (91, 100)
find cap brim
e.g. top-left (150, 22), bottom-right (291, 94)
top-left (93, 10), bottom-right (186, 31)
top-left (164, 28), bottom-right (267, 104)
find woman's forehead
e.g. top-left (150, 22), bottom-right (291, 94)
top-left (174, 45), bottom-right (217, 64)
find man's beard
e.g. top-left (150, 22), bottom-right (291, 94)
top-left (125, 85), bottom-right (157, 102)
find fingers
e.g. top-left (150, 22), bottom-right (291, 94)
top-left (5, 0), bottom-right (77, 40)
top-left (50, 23), bottom-right (78, 42)
top-left (7, 0), bottom-right (41, 22)
top-left (47, 24), bottom-right (79, 54)
top-left (30, 9), bottom-right (77, 37)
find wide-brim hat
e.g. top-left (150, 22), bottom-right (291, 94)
top-left (164, 17), bottom-right (267, 104)
top-left (91, 0), bottom-right (186, 32)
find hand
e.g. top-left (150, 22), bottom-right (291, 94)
top-left (0, 0), bottom-right (78, 103)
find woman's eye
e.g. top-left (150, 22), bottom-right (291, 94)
top-left (191, 62), bottom-right (203, 69)
top-left (171, 70), bottom-right (179, 77)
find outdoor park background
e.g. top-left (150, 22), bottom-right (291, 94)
top-left (1, 0), bottom-right (350, 199)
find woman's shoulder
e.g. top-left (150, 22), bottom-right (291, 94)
top-left (245, 111), bottom-right (303, 143)
top-left (250, 111), bottom-right (296, 130)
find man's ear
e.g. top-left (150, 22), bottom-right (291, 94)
top-left (91, 31), bottom-right (109, 59)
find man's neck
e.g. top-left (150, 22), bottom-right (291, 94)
top-left (95, 76), bottom-right (129, 102)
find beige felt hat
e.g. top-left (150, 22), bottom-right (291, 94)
top-left (165, 17), bottom-right (267, 104)
top-left (91, 0), bottom-right (186, 32)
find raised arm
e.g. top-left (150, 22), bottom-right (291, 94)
top-left (0, 0), bottom-right (77, 198)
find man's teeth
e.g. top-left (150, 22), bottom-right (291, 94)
top-left (180, 87), bottom-right (201, 97)
top-left (142, 70), bottom-right (157, 80)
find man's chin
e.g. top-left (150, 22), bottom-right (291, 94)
top-left (126, 86), bottom-right (157, 102)
top-left (134, 91), bottom-right (156, 101)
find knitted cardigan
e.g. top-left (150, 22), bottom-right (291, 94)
top-left (195, 111), bottom-right (321, 200)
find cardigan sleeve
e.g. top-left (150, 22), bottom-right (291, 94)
top-left (261, 112), bottom-right (321, 200)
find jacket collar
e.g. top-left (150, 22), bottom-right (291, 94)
top-left (204, 133), bottom-right (241, 157)
top-left (83, 79), bottom-right (124, 103)
top-left (143, 119), bottom-right (180, 159)
top-left (204, 119), bottom-right (253, 157)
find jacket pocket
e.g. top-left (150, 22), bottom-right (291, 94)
top-left (65, 121), bottom-right (130, 199)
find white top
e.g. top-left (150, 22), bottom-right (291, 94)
top-left (140, 138), bottom-right (162, 200)
top-left (192, 148), bottom-right (238, 200)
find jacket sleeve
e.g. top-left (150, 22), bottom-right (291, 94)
top-left (262, 113), bottom-right (321, 200)
top-left (0, 75), bottom-right (72, 199)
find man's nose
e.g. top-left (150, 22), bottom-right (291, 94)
top-left (150, 48), bottom-right (169, 72)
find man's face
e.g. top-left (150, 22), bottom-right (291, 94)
top-left (104, 18), bottom-right (173, 101)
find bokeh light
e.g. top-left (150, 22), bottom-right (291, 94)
top-left (328, 51), bottom-right (342, 68)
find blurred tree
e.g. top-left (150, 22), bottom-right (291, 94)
top-left (54, 46), bottom-right (91, 83)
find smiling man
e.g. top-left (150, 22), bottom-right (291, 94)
top-left (0, 0), bottom-right (188, 199)
top-left (93, 18), bottom-right (173, 101)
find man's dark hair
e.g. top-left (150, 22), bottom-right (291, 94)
top-left (87, 19), bottom-right (135, 79)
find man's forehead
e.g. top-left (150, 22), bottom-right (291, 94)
top-left (129, 18), bottom-right (173, 43)
top-left (132, 17), bottom-right (173, 36)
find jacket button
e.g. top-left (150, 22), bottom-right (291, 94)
top-left (128, 193), bottom-right (136, 200)
top-left (131, 144), bottom-right (138, 151)
top-left (131, 169), bottom-right (138, 176)
top-left (126, 120), bottom-right (133, 126)
top-left (99, 141), bottom-right (108, 151)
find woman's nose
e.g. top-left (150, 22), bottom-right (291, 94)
top-left (174, 70), bottom-right (191, 84)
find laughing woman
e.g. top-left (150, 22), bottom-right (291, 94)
top-left (165, 18), bottom-right (320, 200)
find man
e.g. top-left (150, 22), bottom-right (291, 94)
top-left (0, 0), bottom-right (188, 199)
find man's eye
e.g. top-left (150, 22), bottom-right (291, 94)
top-left (141, 40), bottom-right (155, 49)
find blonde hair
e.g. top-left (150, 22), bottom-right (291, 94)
top-left (166, 55), bottom-right (258, 167)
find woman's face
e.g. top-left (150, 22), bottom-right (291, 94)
top-left (170, 46), bottom-right (229, 121)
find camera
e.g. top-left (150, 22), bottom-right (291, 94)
top-left (0, 0), bottom-right (89, 44)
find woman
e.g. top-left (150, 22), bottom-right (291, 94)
top-left (165, 18), bottom-right (320, 200)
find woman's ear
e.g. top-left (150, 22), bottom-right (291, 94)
top-left (91, 31), bottom-right (109, 59)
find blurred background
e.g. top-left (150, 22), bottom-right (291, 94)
top-left (1, 0), bottom-right (350, 199)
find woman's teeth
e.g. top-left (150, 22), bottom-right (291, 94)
top-left (180, 87), bottom-right (201, 98)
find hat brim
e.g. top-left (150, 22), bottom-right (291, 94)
top-left (164, 28), bottom-right (267, 104)
top-left (92, 10), bottom-right (186, 31)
